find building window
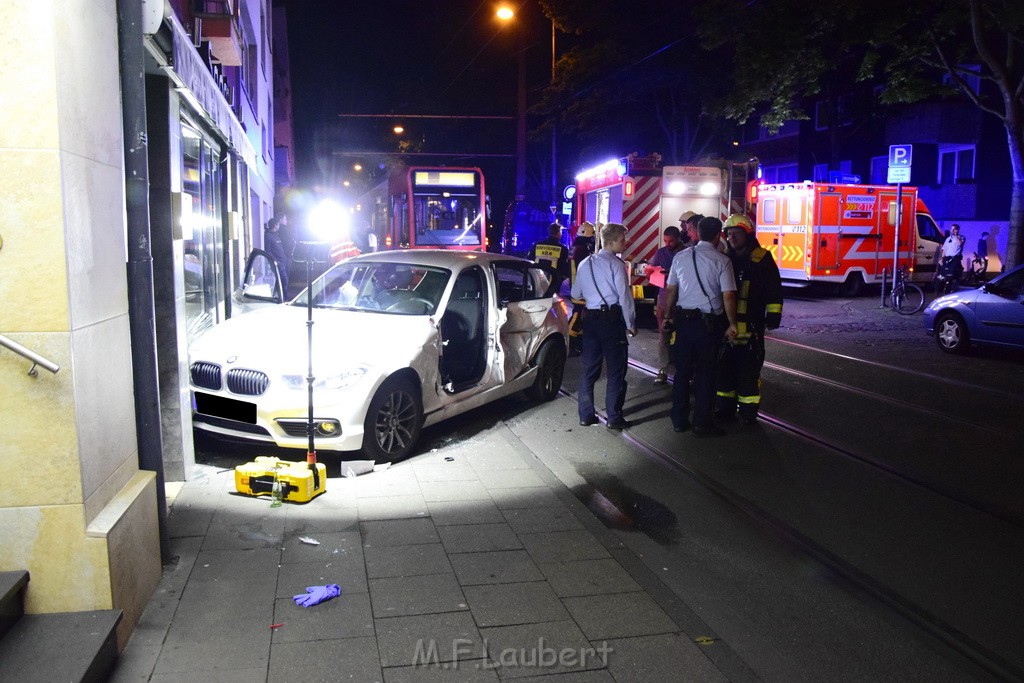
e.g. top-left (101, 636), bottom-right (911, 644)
top-left (943, 65), bottom-right (981, 97)
top-left (181, 120), bottom-right (225, 341)
top-left (814, 97), bottom-right (853, 130)
top-left (761, 164), bottom-right (799, 184)
top-left (938, 145), bottom-right (975, 184)
top-left (870, 156), bottom-right (887, 184)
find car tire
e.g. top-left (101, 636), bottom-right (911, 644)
top-left (935, 312), bottom-right (970, 354)
top-left (524, 339), bottom-right (567, 402)
top-left (362, 375), bottom-right (423, 463)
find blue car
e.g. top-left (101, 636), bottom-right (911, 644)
top-left (923, 263), bottom-right (1024, 354)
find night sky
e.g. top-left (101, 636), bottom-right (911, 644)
top-left (276, 0), bottom-right (556, 210)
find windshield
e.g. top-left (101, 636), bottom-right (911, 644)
top-left (413, 194), bottom-right (483, 247)
top-left (292, 262), bottom-right (451, 315)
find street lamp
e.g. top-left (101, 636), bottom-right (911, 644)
top-left (496, 6), bottom-right (527, 202)
top-left (496, 5), bottom-right (559, 208)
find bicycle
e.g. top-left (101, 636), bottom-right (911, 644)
top-left (961, 252), bottom-right (988, 287)
top-left (891, 264), bottom-right (925, 315)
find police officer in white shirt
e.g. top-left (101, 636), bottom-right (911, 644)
top-left (571, 222), bottom-right (637, 431)
top-left (662, 216), bottom-right (738, 438)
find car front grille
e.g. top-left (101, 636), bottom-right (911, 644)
top-left (227, 368), bottom-right (270, 396)
top-left (190, 362), bottom-right (222, 390)
top-left (226, 368), bottom-right (270, 395)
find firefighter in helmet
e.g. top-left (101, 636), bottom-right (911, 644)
top-left (715, 213), bottom-right (783, 425)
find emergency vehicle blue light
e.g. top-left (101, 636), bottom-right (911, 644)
top-left (617, 161), bottom-right (627, 176)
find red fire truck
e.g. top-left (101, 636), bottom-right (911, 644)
top-left (573, 154), bottom-right (758, 300)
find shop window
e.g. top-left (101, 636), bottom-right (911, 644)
top-left (181, 121), bottom-right (225, 341)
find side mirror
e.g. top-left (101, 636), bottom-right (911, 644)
top-left (244, 283), bottom-right (276, 300)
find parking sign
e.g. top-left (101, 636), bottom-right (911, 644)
top-left (888, 144), bottom-right (912, 168)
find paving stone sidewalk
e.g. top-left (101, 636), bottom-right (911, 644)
top-left (110, 425), bottom-right (732, 682)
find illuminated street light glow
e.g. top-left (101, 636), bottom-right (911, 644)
top-left (309, 199), bottom-right (350, 242)
top-left (353, 163), bottom-right (363, 171)
top-left (393, 125), bottom-right (404, 134)
top-left (496, 6), bottom-right (513, 20)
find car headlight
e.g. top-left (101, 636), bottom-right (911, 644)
top-left (282, 366), bottom-right (370, 391)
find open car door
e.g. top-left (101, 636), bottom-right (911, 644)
top-left (492, 260), bottom-right (557, 379)
top-left (232, 249), bottom-right (284, 316)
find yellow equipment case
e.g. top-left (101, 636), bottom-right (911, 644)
top-left (235, 456), bottom-right (326, 503)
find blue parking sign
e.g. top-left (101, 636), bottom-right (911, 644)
top-left (888, 144), bottom-right (913, 168)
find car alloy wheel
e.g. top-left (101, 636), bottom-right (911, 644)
top-left (363, 376), bottom-right (422, 462)
top-left (525, 339), bottom-right (567, 402)
top-left (935, 313), bottom-right (969, 354)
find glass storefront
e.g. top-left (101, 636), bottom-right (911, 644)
top-left (181, 120), bottom-right (225, 341)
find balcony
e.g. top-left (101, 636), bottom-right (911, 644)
top-left (195, 0), bottom-right (241, 66)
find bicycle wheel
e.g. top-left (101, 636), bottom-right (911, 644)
top-left (893, 283), bottom-right (925, 314)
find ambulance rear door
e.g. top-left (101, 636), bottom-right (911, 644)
top-left (814, 188), bottom-right (842, 271)
top-left (835, 189), bottom-right (883, 278)
top-left (780, 188), bottom-right (811, 278)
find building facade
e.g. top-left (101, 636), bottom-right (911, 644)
top-left (0, 0), bottom-right (277, 650)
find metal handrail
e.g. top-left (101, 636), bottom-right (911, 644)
top-left (0, 334), bottom-right (60, 376)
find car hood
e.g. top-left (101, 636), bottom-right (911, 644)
top-left (188, 304), bottom-right (436, 374)
top-left (925, 287), bottom-right (982, 314)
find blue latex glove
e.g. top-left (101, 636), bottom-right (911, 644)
top-left (293, 584), bottom-right (341, 608)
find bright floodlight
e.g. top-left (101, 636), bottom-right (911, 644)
top-left (309, 199), bottom-right (349, 242)
top-left (666, 181), bottom-right (686, 195)
top-left (700, 182), bottom-right (720, 195)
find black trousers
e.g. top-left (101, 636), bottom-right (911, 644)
top-left (716, 334), bottom-right (766, 417)
top-left (670, 316), bottom-right (720, 428)
top-left (578, 312), bottom-right (628, 424)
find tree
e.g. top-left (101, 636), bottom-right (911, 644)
top-left (694, 0), bottom-right (1024, 269)
top-left (534, 0), bottom-right (735, 169)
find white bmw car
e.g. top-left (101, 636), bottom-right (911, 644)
top-left (189, 249), bottom-right (570, 462)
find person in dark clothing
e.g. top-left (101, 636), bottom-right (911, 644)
top-left (715, 213), bottom-right (783, 425)
top-left (530, 222), bottom-right (570, 293)
top-left (264, 217), bottom-right (290, 296)
top-left (571, 221), bottom-right (597, 279)
top-left (662, 216), bottom-right (738, 438)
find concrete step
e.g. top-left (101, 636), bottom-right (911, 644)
top-left (0, 570), bottom-right (121, 683)
top-left (0, 571), bottom-right (29, 641)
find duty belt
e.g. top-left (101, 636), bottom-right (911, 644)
top-left (674, 307), bottom-right (703, 319)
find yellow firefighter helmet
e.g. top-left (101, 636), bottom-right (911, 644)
top-left (578, 221), bottom-right (595, 237)
top-left (724, 213), bottom-right (755, 235)
top-left (678, 210), bottom-right (697, 223)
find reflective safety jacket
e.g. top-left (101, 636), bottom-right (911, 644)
top-left (729, 241), bottom-right (783, 340)
top-left (530, 238), bottom-right (570, 280)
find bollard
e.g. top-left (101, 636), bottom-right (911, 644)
top-left (880, 268), bottom-right (888, 307)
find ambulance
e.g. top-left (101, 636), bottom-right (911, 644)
top-left (574, 154), bottom-right (757, 301)
top-left (754, 182), bottom-right (945, 294)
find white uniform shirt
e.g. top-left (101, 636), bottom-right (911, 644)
top-left (941, 233), bottom-right (965, 258)
top-left (571, 249), bottom-right (636, 329)
top-left (666, 241), bottom-right (736, 314)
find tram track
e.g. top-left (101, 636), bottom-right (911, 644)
top-left (555, 356), bottom-right (1024, 680)
top-left (626, 355), bottom-right (1023, 529)
top-left (611, 409), bottom-right (1022, 682)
